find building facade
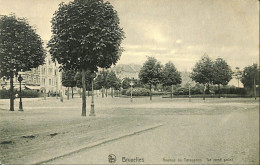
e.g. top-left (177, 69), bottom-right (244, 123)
top-left (0, 49), bottom-right (62, 93)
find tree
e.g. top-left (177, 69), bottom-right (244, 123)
top-left (122, 77), bottom-right (131, 89)
top-left (139, 57), bottom-right (163, 100)
top-left (212, 58), bottom-right (233, 98)
top-left (95, 70), bottom-right (109, 97)
top-left (161, 61), bottom-right (182, 98)
top-left (75, 70), bottom-right (96, 91)
top-left (241, 64), bottom-right (259, 90)
top-left (190, 54), bottom-right (214, 100)
top-left (0, 14), bottom-right (46, 111)
top-left (62, 69), bottom-right (77, 99)
top-left (48, 0), bottom-right (124, 116)
top-left (233, 67), bottom-right (242, 88)
top-left (106, 71), bottom-right (121, 97)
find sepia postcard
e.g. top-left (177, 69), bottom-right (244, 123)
top-left (0, 0), bottom-right (259, 164)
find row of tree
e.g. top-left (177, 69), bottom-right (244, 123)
top-left (0, 0), bottom-right (125, 115)
top-left (62, 69), bottom-right (121, 99)
top-left (139, 57), bottom-right (181, 100)
top-left (138, 55), bottom-right (259, 100)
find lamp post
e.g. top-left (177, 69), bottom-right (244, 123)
top-left (130, 80), bottom-right (134, 103)
top-left (189, 85), bottom-right (191, 102)
top-left (89, 77), bottom-right (96, 116)
top-left (18, 74), bottom-right (23, 111)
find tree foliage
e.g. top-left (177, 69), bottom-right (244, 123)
top-left (122, 77), bottom-right (131, 89)
top-left (62, 69), bottom-right (77, 87)
top-left (95, 70), bottom-right (109, 89)
top-left (139, 56), bottom-right (162, 100)
top-left (48, 0), bottom-right (124, 115)
top-left (241, 64), bottom-right (259, 89)
top-left (106, 71), bottom-right (121, 90)
top-left (161, 61), bottom-right (182, 87)
top-left (212, 58), bottom-right (233, 86)
top-left (75, 70), bottom-right (96, 89)
top-left (47, 0), bottom-right (125, 72)
top-left (0, 14), bottom-right (46, 78)
top-left (233, 67), bottom-right (242, 87)
top-left (190, 55), bottom-right (214, 85)
top-left (139, 57), bottom-right (163, 86)
top-left (0, 14), bottom-right (46, 111)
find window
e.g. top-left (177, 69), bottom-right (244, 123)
top-left (49, 79), bottom-right (51, 85)
top-left (48, 68), bottom-right (52, 75)
top-left (43, 68), bottom-right (46, 75)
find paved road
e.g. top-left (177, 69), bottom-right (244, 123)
top-left (49, 109), bottom-right (259, 164)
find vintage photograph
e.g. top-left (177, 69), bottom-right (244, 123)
top-left (0, 0), bottom-right (259, 164)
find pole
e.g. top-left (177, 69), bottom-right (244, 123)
top-left (89, 79), bottom-right (95, 116)
top-left (203, 84), bottom-right (206, 100)
top-left (44, 88), bottom-right (46, 100)
top-left (189, 85), bottom-right (191, 102)
top-left (150, 84), bottom-right (152, 100)
top-left (171, 84), bottom-right (173, 98)
top-left (19, 77), bottom-right (23, 111)
top-left (60, 90), bottom-right (63, 102)
top-left (254, 78), bottom-right (256, 100)
top-left (56, 81), bottom-right (58, 99)
top-left (10, 71), bottom-right (14, 111)
top-left (130, 85), bottom-right (133, 102)
top-left (81, 69), bottom-right (86, 116)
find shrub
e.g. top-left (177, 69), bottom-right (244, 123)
top-left (125, 88), bottom-right (150, 96)
top-left (214, 86), bottom-right (247, 95)
top-left (190, 86), bottom-right (203, 94)
top-left (19, 90), bottom-right (41, 98)
top-left (120, 89), bottom-right (128, 95)
top-left (0, 89), bottom-right (12, 99)
top-left (174, 87), bottom-right (189, 95)
top-left (0, 89), bottom-right (41, 99)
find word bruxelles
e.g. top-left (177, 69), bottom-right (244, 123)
top-left (122, 157), bottom-right (144, 163)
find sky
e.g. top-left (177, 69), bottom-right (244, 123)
top-left (0, 0), bottom-right (259, 73)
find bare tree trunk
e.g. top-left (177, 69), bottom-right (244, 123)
top-left (67, 87), bottom-right (69, 100)
top-left (111, 88), bottom-right (114, 98)
top-left (81, 69), bottom-right (86, 116)
top-left (102, 86), bottom-right (104, 98)
top-left (203, 84), bottom-right (206, 100)
top-left (44, 88), bottom-right (46, 100)
top-left (71, 87), bottom-right (74, 98)
top-left (89, 79), bottom-right (95, 116)
top-left (10, 71), bottom-right (14, 111)
top-left (150, 84), bottom-right (152, 100)
top-left (218, 84), bottom-right (220, 98)
top-left (105, 88), bottom-right (107, 97)
top-left (171, 84), bottom-right (173, 98)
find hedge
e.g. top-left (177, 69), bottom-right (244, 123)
top-left (125, 88), bottom-right (150, 96)
top-left (0, 89), bottom-right (41, 99)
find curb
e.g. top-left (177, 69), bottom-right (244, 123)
top-left (34, 123), bottom-right (164, 165)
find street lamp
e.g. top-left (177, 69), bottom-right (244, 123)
top-left (18, 74), bottom-right (23, 111)
top-left (89, 77), bottom-right (96, 116)
top-left (130, 80), bottom-right (134, 103)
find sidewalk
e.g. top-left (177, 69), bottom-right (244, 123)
top-left (0, 98), bottom-right (162, 164)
